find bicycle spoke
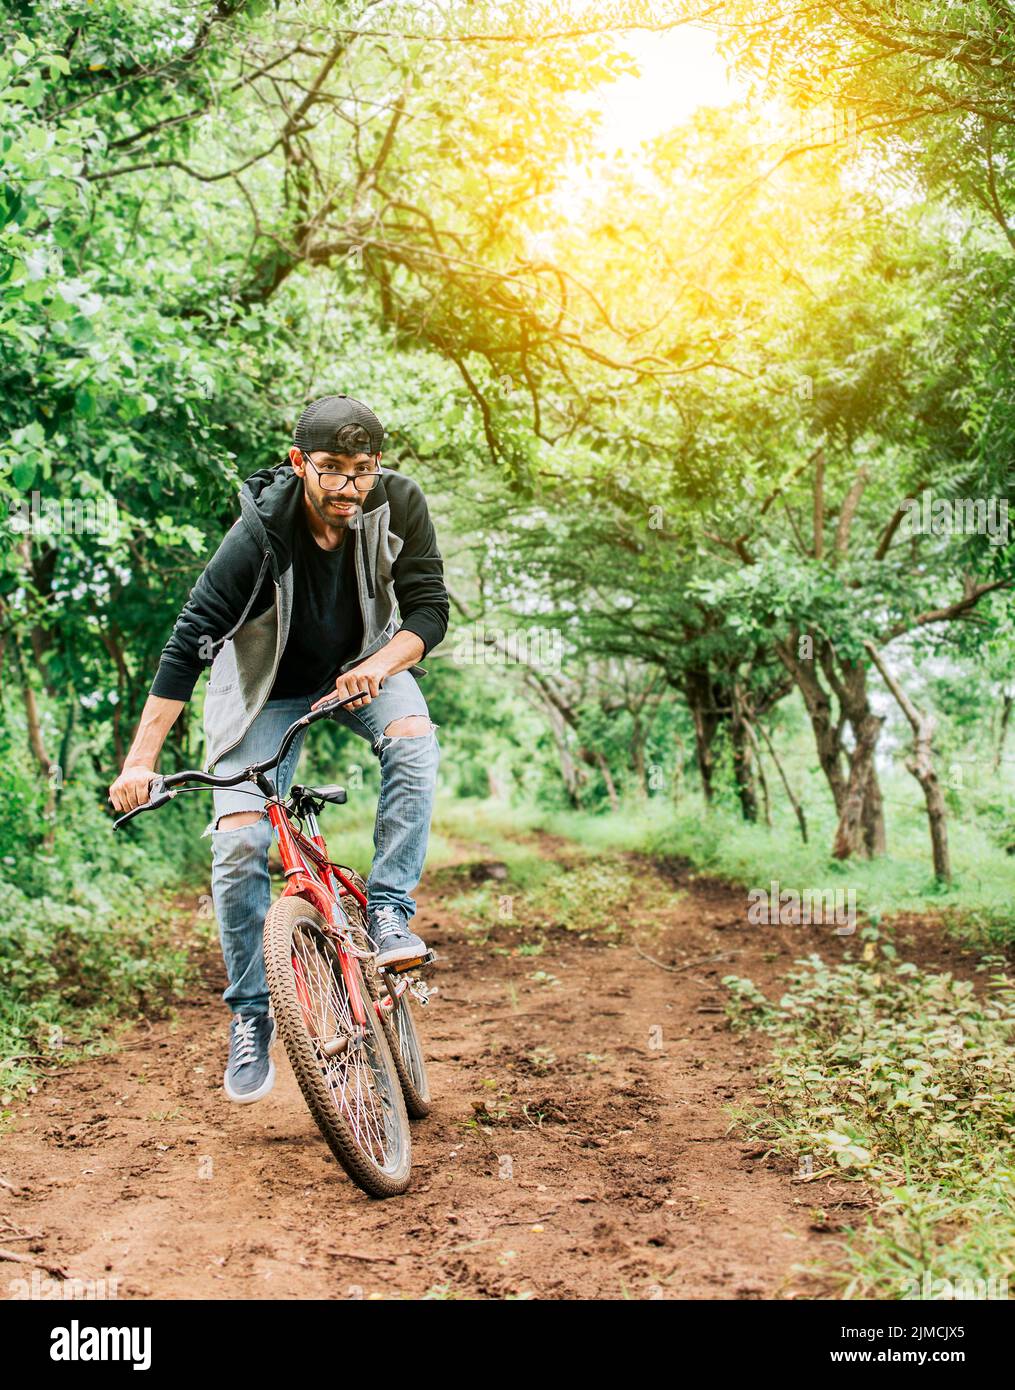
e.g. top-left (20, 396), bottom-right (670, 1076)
top-left (290, 924), bottom-right (394, 1167)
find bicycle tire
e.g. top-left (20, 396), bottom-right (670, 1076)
top-left (383, 973), bottom-right (432, 1119)
top-left (263, 895), bottom-right (411, 1198)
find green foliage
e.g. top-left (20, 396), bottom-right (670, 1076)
top-left (0, 791), bottom-right (202, 1095)
top-left (724, 937), bottom-right (1015, 1296)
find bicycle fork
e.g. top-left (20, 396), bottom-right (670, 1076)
top-left (267, 800), bottom-right (371, 1038)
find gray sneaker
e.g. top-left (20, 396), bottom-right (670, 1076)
top-left (224, 1013), bottom-right (276, 1104)
top-left (368, 905), bottom-right (427, 968)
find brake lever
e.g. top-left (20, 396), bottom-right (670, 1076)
top-left (112, 777), bottom-right (174, 830)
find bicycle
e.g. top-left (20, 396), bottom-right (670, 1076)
top-left (113, 693), bottom-right (435, 1198)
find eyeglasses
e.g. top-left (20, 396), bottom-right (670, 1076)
top-left (300, 452), bottom-right (381, 493)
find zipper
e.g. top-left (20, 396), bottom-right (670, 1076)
top-left (358, 524), bottom-right (375, 600)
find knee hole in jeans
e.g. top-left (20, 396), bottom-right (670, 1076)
top-left (382, 716), bottom-right (437, 740)
top-left (215, 811), bottom-right (265, 832)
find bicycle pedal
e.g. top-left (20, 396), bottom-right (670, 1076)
top-left (384, 949), bottom-right (438, 974)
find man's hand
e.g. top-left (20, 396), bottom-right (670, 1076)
top-left (314, 658), bottom-right (389, 711)
top-left (312, 632), bottom-right (426, 712)
top-left (108, 695), bottom-right (182, 817)
top-left (109, 764), bottom-right (157, 814)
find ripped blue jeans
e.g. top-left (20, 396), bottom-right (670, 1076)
top-left (206, 671), bottom-right (440, 1016)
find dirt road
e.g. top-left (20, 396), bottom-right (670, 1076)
top-left (2, 836), bottom-right (951, 1301)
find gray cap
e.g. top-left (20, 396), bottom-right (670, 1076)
top-left (292, 394), bottom-right (385, 456)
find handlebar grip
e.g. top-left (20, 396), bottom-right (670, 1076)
top-left (112, 779), bottom-right (174, 830)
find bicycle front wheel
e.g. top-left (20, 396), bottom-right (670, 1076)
top-left (263, 896), bottom-right (411, 1198)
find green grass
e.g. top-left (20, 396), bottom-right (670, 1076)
top-left (434, 758), bottom-right (1015, 947)
top-left (724, 931), bottom-right (1015, 1299)
top-left (434, 777), bottom-right (1015, 1299)
top-left (317, 791), bottom-right (537, 885)
top-left (429, 794), bottom-right (674, 945)
top-left (340, 720), bottom-right (1015, 940)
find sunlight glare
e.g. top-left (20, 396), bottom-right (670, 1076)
top-left (581, 26), bottom-right (744, 156)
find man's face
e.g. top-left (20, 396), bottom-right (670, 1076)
top-left (291, 448), bottom-right (380, 529)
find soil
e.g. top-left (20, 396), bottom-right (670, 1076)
top-left (0, 836), bottom-right (986, 1301)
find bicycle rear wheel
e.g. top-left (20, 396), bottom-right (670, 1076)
top-left (384, 976), bottom-right (432, 1119)
top-left (336, 868), bottom-right (432, 1120)
top-left (263, 896), bottom-right (411, 1198)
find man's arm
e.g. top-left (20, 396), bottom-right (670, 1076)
top-left (151, 520), bottom-right (269, 702)
top-left (110, 520), bottom-right (267, 811)
top-left (108, 695), bottom-right (184, 812)
top-left (390, 478), bottom-right (449, 656)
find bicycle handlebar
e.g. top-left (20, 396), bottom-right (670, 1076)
top-left (111, 692), bottom-right (361, 831)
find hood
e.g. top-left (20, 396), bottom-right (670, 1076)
top-left (237, 461), bottom-right (390, 588)
top-left (237, 464), bottom-right (303, 582)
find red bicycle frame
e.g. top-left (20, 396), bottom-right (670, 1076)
top-left (112, 693), bottom-right (414, 1027)
top-left (267, 799), bottom-right (407, 1028)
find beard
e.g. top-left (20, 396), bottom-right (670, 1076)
top-left (306, 485), bottom-right (362, 530)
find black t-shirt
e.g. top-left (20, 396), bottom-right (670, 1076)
top-left (269, 515), bottom-right (362, 699)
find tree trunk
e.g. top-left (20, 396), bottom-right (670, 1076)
top-left (865, 642), bottom-right (951, 882)
top-left (776, 636), bottom-right (847, 812)
top-left (20, 538), bottom-right (59, 698)
top-left (730, 682), bottom-right (759, 822)
top-left (18, 648), bottom-right (58, 848)
top-left (996, 692), bottom-right (1013, 773)
top-left (684, 668), bottom-right (722, 804)
top-left (55, 697), bottom-right (77, 808)
top-left (544, 701), bottom-right (583, 808)
top-left (100, 626), bottom-right (132, 767)
top-left (756, 719), bottom-right (808, 843)
top-left (829, 658), bottom-right (887, 860)
top-left (590, 749), bottom-right (620, 813)
top-left (671, 735), bottom-right (686, 804)
top-left (628, 714), bottom-right (648, 797)
top-left (740, 713), bottom-right (772, 827)
top-left (832, 712), bottom-right (884, 860)
top-left (909, 740), bottom-right (951, 882)
top-left (861, 762), bottom-right (887, 857)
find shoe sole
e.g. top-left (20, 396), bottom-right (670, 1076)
top-left (223, 1020), bottom-right (277, 1105)
top-left (375, 943), bottom-right (427, 968)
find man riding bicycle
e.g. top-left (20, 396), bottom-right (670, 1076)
top-left (109, 395), bottom-right (448, 1104)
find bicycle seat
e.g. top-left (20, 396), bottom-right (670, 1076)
top-left (289, 783), bottom-right (347, 815)
top-left (307, 784), bottom-right (347, 804)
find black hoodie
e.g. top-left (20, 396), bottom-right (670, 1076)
top-left (151, 464), bottom-right (449, 703)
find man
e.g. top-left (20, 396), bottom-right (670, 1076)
top-left (109, 394), bottom-right (448, 1103)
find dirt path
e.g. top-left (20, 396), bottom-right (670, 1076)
top-left (0, 837), bottom-right (977, 1301)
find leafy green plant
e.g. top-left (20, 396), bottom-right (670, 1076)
top-left (725, 938), bottom-right (1015, 1296)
